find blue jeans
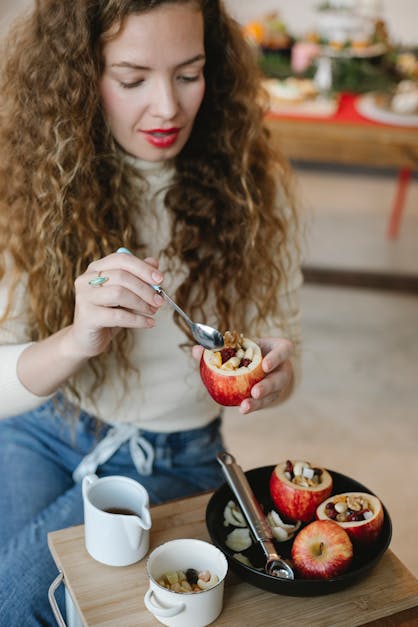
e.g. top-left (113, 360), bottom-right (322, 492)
top-left (0, 400), bottom-right (225, 626)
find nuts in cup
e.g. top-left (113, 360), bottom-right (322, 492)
top-left (157, 568), bottom-right (219, 593)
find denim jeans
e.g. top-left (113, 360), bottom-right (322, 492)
top-left (0, 399), bottom-right (225, 626)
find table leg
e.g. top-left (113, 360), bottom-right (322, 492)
top-left (386, 168), bottom-right (411, 240)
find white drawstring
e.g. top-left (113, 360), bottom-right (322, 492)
top-left (129, 433), bottom-right (155, 476)
top-left (73, 423), bottom-right (155, 482)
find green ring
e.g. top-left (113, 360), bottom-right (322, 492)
top-left (88, 275), bottom-right (109, 286)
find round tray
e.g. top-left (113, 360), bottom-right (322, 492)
top-left (356, 93), bottom-right (418, 127)
top-left (206, 465), bottom-right (392, 596)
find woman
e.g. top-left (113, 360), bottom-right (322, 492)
top-left (0, 0), bottom-right (302, 622)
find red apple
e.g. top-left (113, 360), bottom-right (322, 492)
top-left (270, 460), bottom-right (333, 522)
top-left (291, 520), bottom-right (353, 579)
top-left (316, 492), bottom-right (384, 549)
top-left (200, 334), bottom-right (264, 406)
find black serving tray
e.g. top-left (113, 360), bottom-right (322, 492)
top-left (206, 465), bottom-right (392, 596)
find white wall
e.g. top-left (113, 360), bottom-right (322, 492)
top-left (1, 0), bottom-right (417, 45)
top-left (0, 0), bottom-right (31, 37)
top-left (224, 0), bottom-right (418, 46)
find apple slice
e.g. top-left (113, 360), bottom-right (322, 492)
top-left (200, 331), bottom-right (264, 406)
top-left (316, 492), bottom-right (384, 548)
top-left (270, 460), bottom-right (333, 522)
top-left (291, 520), bottom-right (353, 579)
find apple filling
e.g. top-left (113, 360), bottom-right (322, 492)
top-left (324, 494), bottom-right (374, 523)
top-left (283, 459), bottom-right (324, 488)
top-left (209, 330), bottom-right (255, 372)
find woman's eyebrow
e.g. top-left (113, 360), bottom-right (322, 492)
top-left (111, 54), bottom-right (206, 70)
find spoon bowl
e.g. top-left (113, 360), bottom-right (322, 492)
top-left (116, 248), bottom-right (224, 350)
top-left (151, 285), bottom-right (224, 350)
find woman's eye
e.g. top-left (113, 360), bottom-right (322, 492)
top-left (178, 75), bottom-right (200, 83)
top-left (119, 79), bottom-right (144, 89)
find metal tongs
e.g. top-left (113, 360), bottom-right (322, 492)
top-left (217, 452), bottom-right (294, 580)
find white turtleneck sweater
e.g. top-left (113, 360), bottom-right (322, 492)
top-left (0, 160), bottom-right (302, 430)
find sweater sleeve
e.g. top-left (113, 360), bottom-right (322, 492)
top-left (0, 255), bottom-right (53, 419)
top-left (0, 342), bottom-right (53, 419)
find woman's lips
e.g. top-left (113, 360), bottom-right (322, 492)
top-left (141, 128), bottom-right (180, 148)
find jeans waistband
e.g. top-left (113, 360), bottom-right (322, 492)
top-left (72, 416), bottom-right (221, 483)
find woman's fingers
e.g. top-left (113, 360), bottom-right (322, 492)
top-left (257, 337), bottom-right (294, 373)
top-left (88, 251), bottom-right (163, 287)
top-left (239, 358), bottom-right (293, 414)
top-left (192, 345), bottom-right (204, 360)
top-left (80, 303), bottom-right (156, 329)
top-left (79, 269), bottom-right (162, 310)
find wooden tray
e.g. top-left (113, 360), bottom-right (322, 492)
top-left (48, 492), bottom-right (418, 626)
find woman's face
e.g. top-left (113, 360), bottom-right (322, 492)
top-left (100, 3), bottom-right (206, 161)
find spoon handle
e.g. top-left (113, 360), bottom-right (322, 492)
top-left (150, 284), bottom-right (194, 327)
top-left (116, 249), bottom-right (195, 331)
top-left (217, 452), bottom-right (294, 579)
top-left (217, 452), bottom-right (275, 547)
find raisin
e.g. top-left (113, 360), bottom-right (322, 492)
top-left (186, 568), bottom-right (198, 585)
top-left (239, 358), bottom-right (251, 368)
top-left (285, 460), bottom-right (293, 475)
top-left (220, 348), bottom-right (236, 363)
top-left (325, 502), bottom-right (337, 520)
top-left (347, 511), bottom-right (362, 522)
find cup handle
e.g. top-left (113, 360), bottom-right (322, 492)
top-left (81, 474), bottom-right (98, 500)
top-left (144, 589), bottom-right (185, 618)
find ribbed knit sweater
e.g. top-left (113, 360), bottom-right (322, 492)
top-left (0, 160), bottom-right (302, 429)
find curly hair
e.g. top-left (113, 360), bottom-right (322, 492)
top-left (0, 0), bottom-right (299, 399)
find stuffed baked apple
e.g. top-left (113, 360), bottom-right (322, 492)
top-left (200, 331), bottom-right (264, 406)
top-left (270, 459), bottom-right (333, 522)
top-left (316, 492), bottom-right (384, 548)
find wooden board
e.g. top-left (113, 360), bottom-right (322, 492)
top-left (48, 493), bottom-right (418, 627)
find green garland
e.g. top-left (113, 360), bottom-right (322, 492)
top-left (259, 49), bottom-right (400, 94)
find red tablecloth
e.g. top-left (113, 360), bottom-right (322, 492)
top-left (267, 92), bottom-right (418, 129)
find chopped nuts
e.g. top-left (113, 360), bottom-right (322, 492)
top-left (213, 331), bottom-right (254, 372)
top-left (285, 460), bottom-right (324, 487)
top-left (158, 569), bottom-right (219, 593)
top-left (325, 494), bottom-right (373, 523)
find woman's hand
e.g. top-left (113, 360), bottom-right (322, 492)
top-left (192, 337), bottom-right (294, 414)
top-left (67, 251), bottom-right (165, 359)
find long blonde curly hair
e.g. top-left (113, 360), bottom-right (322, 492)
top-left (0, 0), bottom-right (299, 399)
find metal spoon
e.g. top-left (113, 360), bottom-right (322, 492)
top-left (217, 452), bottom-right (294, 580)
top-left (150, 284), bottom-right (224, 351)
top-left (116, 247), bottom-right (223, 350)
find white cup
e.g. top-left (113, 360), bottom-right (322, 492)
top-left (144, 538), bottom-right (228, 627)
top-left (82, 474), bottom-right (152, 566)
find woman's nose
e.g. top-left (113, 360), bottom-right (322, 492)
top-left (150, 78), bottom-right (179, 120)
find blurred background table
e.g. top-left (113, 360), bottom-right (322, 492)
top-left (266, 93), bottom-right (418, 171)
top-left (48, 492), bottom-right (418, 627)
top-left (266, 92), bottom-right (418, 292)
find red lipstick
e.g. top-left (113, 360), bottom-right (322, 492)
top-left (141, 127), bottom-right (180, 148)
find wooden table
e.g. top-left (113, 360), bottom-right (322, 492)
top-left (48, 492), bottom-right (418, 627)
top-left (265, 113), bottom-right (418, 171)
top-left (265, 98), bottom-right (418, 293)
